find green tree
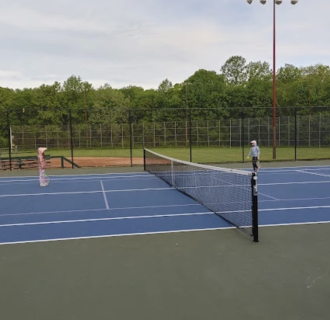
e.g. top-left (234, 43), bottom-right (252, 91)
top-left (220, 56), bottom-right (247, 85)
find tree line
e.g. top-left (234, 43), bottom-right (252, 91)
top-left (1, 55), bottom-right (330, 131)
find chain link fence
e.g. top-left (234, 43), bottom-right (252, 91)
top-left (9, 114), bottom-right (330, 149)
top-left (1, 107), bottom-right (330, 169)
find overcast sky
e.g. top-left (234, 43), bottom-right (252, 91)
top-left (0, 0), bottom-right (328, 90)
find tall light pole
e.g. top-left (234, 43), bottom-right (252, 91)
top-left (246, 0), bottom-right (298, 159)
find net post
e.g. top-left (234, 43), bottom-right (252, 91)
top-left (251, 172), bottom-right (259, 242)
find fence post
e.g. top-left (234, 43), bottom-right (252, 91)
top-left (248, 118), bottom-right (250, 146)
top-left (89, 125), bottom-right (92, 148)
top-left (69, 109), bottom-right (74, 169)
top-left (189, 108), bottom-right (192, 162)
top-left (268, 117), bottom-right (270, 146)
top-left (110, 124), bottom-right (113, 148)
top-left (143, 123), bottom-right (145, 147)
top-left (6, 110), bottom-right (12, 171)
top-left (309, 114), bottom-right (311, 147)
top-left (121, 124), bottom-right (124, 149)
top-left (278, 117), bottom-right (281, 147)
top-left (258, 118), bottom-right (261, 147)
top-left (207, 120), bottom-right (209, 147)
top-left (129, 110), bottom-right (133, 167)
top-left (218, 119), bottom-right (221, 146)
top-left (100, 124), bottom-right (103, 148)
top-left (319, 113), bottom-right (321, 148)
top-left (153, 122), bottom-right (155, 147)
top-left (196, 121), bottom-right (199, 146)
top-left (174, 121), bottom-right (177, 147)
top-left (294, 108), bottom-right (297, 161)
top-left (230, 119), bottom-right (232, 148)
top-left (288, 116), bottom-right (290, 147)
top-left (241, 109), bottom-right (245, 163)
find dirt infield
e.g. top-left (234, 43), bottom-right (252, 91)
top-left (51, 157), bottom-right (144, 168)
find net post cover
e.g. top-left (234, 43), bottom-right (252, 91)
top-left (251, 172), bottom-right (259, 242)
top-left (143, 148), bottom-right (259, 242)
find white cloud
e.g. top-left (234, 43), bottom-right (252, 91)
top-left (0, 0), bottom-right (329, 90)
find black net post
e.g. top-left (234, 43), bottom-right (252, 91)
top-left (251, 172), bottom-right (259, 242)
top-left (6, 109), bottom-right (12, 171)
top-left (129, 109), bottom-right (133, 167)
top-left (69, 109), bottom-right (74, 169)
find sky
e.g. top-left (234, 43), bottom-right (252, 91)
top-left (0, 0), bottom-right (329, 90)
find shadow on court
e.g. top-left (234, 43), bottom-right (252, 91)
top-left (0, 223), bottom-right (329, 320)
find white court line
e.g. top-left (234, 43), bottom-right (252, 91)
top-left (243, 164), bottom-right (330, 170)
top-left (0, 227), bottom-right (235, 246)
top-left (48, 174), bottom-right (154, 181)
top-left (261, 195), bottom-right (330, 203)
top-left (260, 221), bottom-right (330, 228)
top-left (0, 187), bottom-right (173, 198)
top-left (259, 193), bottom-right (278, 200)
top-left (0, 190), bottom-right (101, 198)
top-left (1, 205), bottom-right (329, 228)
top-left (253, 168), bottom-right (330, 176)
top-left (295, 170), bottom-right (330, 178)
top-left (296, 167), bottom-right (330, 172)
top-left (258, 195), bottom-right (330, 203)
top-left (46, 172), bottom-right (148, 178)
top-left (259, 180), bottom-right (330, 186)
top-left (1, 165), bottom-right (329, 181)
top-left (258, 168), bottom-right (329, 173)
top-left (0, 179), bottom-right (329, 199)
top-left (1, 220), bottom-right (330, 246)
top-left (0, 211), bottom-right (212, 228)
top-left (0, 203), bottom-right (202, 218)
top-left (0, 174), bottom-right (156, 184)
top-left (1, 180), bottom-right (329, 198)
top-left (255, 171), bottom-right (302, 176)
top-left (100, 181), bottom-right (109, 210)
top-left (1, 171), bottom-right (324, 186)
top-left (0, 171), bottom-right (148, 180)
top-left (260, 205), bottom-right (330, 212)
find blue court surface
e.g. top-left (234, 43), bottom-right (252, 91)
top-left (1, 165), bottom-right (330, 245)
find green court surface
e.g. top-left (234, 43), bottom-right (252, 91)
top-left (0, 224), bottom-right (329, 320)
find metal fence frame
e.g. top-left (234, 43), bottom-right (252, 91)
top-left (1, 106), bottom-right (330, 170)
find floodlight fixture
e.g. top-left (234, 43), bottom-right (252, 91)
top-left (247, 0), bottom-right (298, 5)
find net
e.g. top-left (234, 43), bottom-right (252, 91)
top-left (143, 148), bottom-right (259, 242)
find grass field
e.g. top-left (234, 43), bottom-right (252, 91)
top-left (3, 146), bottom-right (329, 164)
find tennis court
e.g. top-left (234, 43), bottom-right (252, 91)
top-left (0, 154), bottom-right (329, 319)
